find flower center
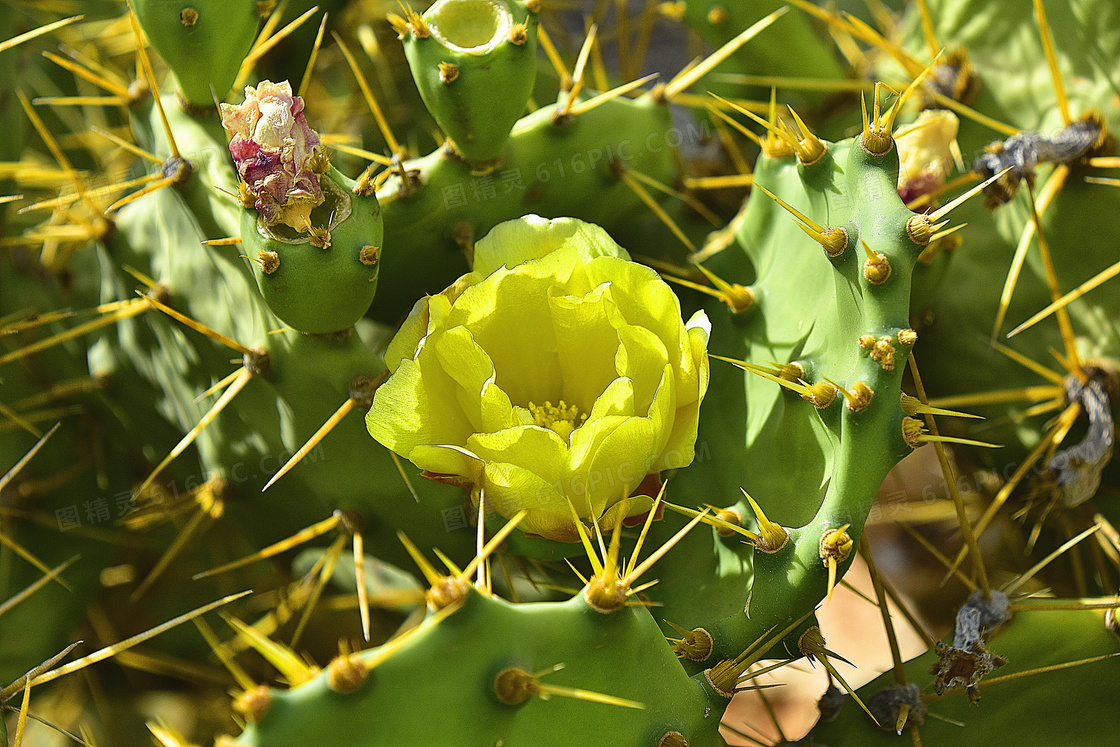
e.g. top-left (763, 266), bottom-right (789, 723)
top-left (528, 400), bottom-right (586, 441)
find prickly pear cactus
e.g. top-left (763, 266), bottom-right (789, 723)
top-left (2, 1), bottom-right (1118, 746)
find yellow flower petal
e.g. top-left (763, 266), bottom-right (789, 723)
top-left (614, 323), bottom-right (670, 413)
top-left (367, 357), bottom-right (473, 456)
top-left (446, 268), bottom-right (563, 407)
top-left (410, 444), bottom-right (484, 484)
top-left (468, 425), bottom-right (568, 486)
top-left (549, 283), bottom-right (624, 413)
top-left (429, 325), bottom-right (518, 433)
top-left (472, 215), bottom-right (627, 279)
top-left (481, 461), bottom-right (576, 541)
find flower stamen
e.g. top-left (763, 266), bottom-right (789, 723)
top-left (528, 400), bottom-right (587, 441)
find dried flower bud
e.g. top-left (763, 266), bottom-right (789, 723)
top-left (221, 80), bottom-right (325, 231)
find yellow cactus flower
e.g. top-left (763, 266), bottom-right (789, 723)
top-left (367, 216), bottom-right (710, 542)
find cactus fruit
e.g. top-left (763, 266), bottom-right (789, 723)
top-left (397, 0), bottom-right (539, 164)
top-left (221, 80), bottom-right (384, 334)
top-left (2, 0), bottom-right (1119, 745)
top-left (236, 165), bottom-right (383, 335)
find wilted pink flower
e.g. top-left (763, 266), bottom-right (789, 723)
top-left (221, 80), bottom-right (324, 231)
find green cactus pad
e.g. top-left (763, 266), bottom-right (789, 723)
top-left (370, 92), bottom-right (680, 321)
top-left (233, 589), bottom-right (727, 747)
top-left (680, 0), bottom-right (843, 107)
top-left (651, 129), bottom-right (936, 670)
top-left (132, 0), bottom-right (260, 107)
top-left (901, 0), bottom-right (1120, 462)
